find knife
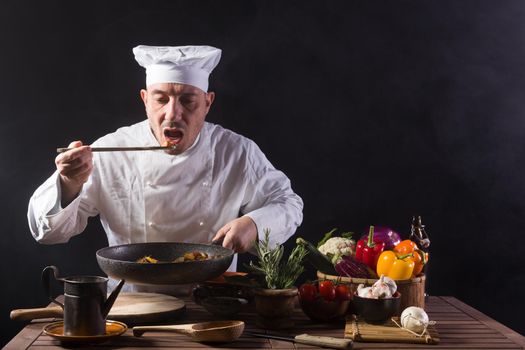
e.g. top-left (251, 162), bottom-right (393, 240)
top-left (245, 331), bottom-right (353, 349)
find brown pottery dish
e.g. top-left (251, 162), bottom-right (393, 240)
top-left (299, 297), bottom-right (350, 322)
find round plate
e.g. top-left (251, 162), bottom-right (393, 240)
top-left (43, 320), bottom-right (127, 344)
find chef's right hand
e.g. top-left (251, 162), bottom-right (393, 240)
top-left (55, 140), bottom-right (93, 207)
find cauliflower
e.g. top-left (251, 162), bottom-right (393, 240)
top-left (318, 237), bottom-right (356, 264)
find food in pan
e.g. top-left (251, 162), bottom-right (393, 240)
top-left (173, 251), bottom-right (209, 262)
top-left (136, 251), bottom-right (213, 263)
top-left (136, 255), bottom-right (159, 264)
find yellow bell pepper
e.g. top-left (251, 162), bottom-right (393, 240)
top-left (376, 250), bottom-right (415, 280)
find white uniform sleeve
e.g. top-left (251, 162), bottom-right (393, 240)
top-left (241, 143), bottom-right (303, 248)
top-left (27, 171), bottom-right (98, 244)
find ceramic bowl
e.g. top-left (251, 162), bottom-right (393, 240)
top-left (353, 291), bottom-right (401, 323)
top-left (299, 297), bottom-right (350, 322)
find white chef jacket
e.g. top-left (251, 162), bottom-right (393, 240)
top-left (27, 121), bottom-right (303, 294)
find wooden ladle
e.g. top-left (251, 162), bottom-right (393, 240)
top-left (132, 320), bottom-right (245, 342)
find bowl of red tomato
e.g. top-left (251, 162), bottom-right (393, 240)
top-left (298, 280), bottom-right (351, 322)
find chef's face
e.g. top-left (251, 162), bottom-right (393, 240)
top-left (140, 83), bottom-right (215, 155)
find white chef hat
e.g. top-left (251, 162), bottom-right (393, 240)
top-left (133, 45), bottom-right (222, 92)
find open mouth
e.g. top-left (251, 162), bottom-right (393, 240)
top-left (163, 128), bottom-right (184, 145)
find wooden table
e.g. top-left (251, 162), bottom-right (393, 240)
top-left (5, 296), bottom-right (524, 349)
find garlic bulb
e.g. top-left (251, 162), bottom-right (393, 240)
top-left (357, 276), bottom-right (398, 299)
top-left (370, 275), bottom-right (395, 298)
top-left (357, 284), bottom-right (373, 298)
top-left (400, 306), bottom-right (429, 333)
top-left (381, 275), bottom-right (397, 295)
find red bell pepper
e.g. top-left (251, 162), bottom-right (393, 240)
top-left (355, 226), bottom-right (385, 270)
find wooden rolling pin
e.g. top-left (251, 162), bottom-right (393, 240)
top-left (10, 306), bottom-right (63, 320)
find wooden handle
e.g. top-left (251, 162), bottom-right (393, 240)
top-left (133, 324), bottom-right (192, 337)
top-left (294, 334), bottom-right (353, 350)
top-left (10, 307), bottom-right (63, 321)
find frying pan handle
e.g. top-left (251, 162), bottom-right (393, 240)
top-left (41, 265), bottom-right (64, 309)
top-left (10, 306), bottom-right (63, 321)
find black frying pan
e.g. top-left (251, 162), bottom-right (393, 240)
top-left (96, 242), bottom-right (234, 285)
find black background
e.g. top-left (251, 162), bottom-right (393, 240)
top-left (1, 0), bottom-right (524, 346)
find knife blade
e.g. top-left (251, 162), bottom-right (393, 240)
top-left (245, 331), bottom-right (353, 349)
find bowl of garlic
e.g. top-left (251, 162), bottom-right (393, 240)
top-left (353, 275), bottom-right (401, 323)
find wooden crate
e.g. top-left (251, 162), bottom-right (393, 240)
top-left (317, 271), bottom-right (426, 311)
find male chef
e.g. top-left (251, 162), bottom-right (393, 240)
top-left (27, 45), bottom-right (303, 293)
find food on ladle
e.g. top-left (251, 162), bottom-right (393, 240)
top-left (162, 140), bottom-right (177, 149)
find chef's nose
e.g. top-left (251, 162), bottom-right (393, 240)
top-left (165, 99), bottom-right (183, 121)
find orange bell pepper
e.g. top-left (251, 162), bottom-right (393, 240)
top-left (376, 250), bottom-right (415, 280)
top-left (393, 240), bottom-right (428, 277)
top-left (393, 239), bottom-right (417, 254)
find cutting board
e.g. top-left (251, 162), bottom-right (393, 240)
top-left (345, 315), bottom-right (440, 344)
top-left (10, 292), bottom-right (186, 326)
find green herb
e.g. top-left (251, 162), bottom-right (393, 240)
top-left (247, 229), bottom-right (307, 289)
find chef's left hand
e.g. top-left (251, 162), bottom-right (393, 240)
top-left (213, 216), bottom-right (258, 253)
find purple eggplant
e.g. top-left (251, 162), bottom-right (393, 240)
top-left (335, 255), bottom-right (378, 279)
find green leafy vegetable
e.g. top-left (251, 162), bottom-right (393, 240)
top-left (317, 228), bottom-right (338, 248)
top-left (317, 228), bottom-right (354, 247)
top-left (341, 231), bottom-right (354, 239)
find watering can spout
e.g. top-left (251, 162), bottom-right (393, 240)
top-left (102, 279), bottom-right (125, 318)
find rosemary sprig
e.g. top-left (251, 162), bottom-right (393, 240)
top-left (247, 229), bottom-right (308, 289)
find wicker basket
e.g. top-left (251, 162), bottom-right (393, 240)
top-left (317, 271), bottom-right (426, 311)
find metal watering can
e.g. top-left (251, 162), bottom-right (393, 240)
top-left (42, 265), bottom-right (125, 336)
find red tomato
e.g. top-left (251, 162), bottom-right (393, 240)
top-left (318, 280), bottom-right (336, 301)
top-left (335, 284), bottom-right (351, 301)
top-left (299, 283), bottom-right (317, 302)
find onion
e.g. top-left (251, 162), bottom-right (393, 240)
top-left (360, 226), bottom-right (401, 250)
top-left (400, 306), bottom-right (430, 333)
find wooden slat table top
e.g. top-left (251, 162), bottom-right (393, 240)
top-left (4, 296), bottom-right (524, 350)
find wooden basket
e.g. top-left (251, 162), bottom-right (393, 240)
top-left (317, 271), bottom-right (426, 311)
